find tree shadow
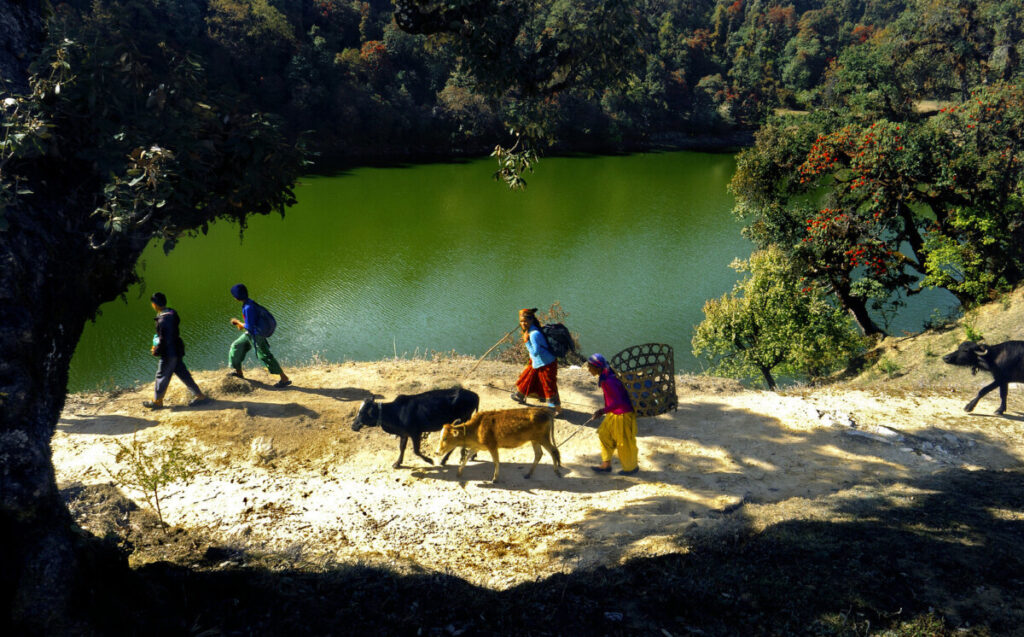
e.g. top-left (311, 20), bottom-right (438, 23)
top-left (531, 399), bottom-right (1024, 571)
top-left (77, 468), bottom-right (1024, 635)
top-left (57, 414), bottom-right (159, 436)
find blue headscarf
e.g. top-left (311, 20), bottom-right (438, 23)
top-left (230, 284), bottom-right (249, 300)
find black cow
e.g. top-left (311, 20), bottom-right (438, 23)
top-left (351, 387), bottom-right (480, 468)
top-left (942, 340), bottom-right (1024, 415)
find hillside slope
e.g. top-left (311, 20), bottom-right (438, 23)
top-left (844, 285), bottom-right (1024, 396)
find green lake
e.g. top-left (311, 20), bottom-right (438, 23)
top-left (68, 151), bottom-right (956, 392)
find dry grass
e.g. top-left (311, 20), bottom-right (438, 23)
top-left (843, 287), bottom-right (1024, 397)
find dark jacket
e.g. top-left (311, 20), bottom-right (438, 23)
top-left (154, 308), bottom-right (186, 358)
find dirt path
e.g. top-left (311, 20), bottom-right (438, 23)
top-left (53, 358), bottom-right (1024, 588)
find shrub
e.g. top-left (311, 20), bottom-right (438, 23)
top-left (105, 434), bottom-right (201, 527)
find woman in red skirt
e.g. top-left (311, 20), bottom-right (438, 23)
top-left (510, 308), bottom-right (560, 413)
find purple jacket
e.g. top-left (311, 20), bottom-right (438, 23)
top-left (597, 369), bottom-right (633, 415)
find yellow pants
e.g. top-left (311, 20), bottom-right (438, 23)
top-left (598, 411), bottom-right (638, 471)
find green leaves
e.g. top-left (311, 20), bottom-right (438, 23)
top-left (693, 246), bottom-right (865, 390)
top-left (490, 131), bottom-right (537, 190)
top-left (105, 434), bottom-right (202, 526)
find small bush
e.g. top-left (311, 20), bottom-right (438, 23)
top-left (876, 357), bottom-right (902, 379)
top-left (494, 301), bottom-right (581, 365)
top-left (964, 323), bottom-right (984, 342)
top-left (105, 434), bottom-right (201, 527)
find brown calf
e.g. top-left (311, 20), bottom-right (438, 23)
top-left (437, 408), bottom-right (562, 482)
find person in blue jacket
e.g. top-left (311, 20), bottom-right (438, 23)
top-left (510, 307), bottom-right (560, 413)
top-left (228, 284), bottom-right (291, 388)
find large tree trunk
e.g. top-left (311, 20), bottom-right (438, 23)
top-left (2, 2), bottom-right (148, 616)
top-left (1, 193), bottom-right (147, 631)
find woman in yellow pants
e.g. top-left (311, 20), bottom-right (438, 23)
top-left (586, 353), bottom-right (639, 475)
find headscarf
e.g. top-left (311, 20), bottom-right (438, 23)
top-left (588, 353), bottom-right (609, 370)
top-left (230, 284), bottom-right (249, 301)
top-left (519, 308), bottom-right (540, 341)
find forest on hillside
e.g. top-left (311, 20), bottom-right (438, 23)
top-left (21, 0), bottom-right (1022, 160)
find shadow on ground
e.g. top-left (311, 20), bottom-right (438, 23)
top-left (57, 414), bottom-right (160, 435)
top-left (64, 467), bottom-right (1024, 636)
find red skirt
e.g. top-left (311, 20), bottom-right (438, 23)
top-left (516, 361), bottom-right (559, 404)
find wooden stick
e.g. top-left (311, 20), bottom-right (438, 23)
top-left (464, 326), bottom-right (518, 380)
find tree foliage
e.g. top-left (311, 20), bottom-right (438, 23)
top-left (692, 246), bottom-right (864, 390)
top-left (732, 80), bottom-right (1024, 334)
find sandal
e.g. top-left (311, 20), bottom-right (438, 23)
top-left (273, 379), bottom-right (292, 388)
top-left (510, 391), bottom-right (526, 405)
top-left (618, 467), bottom-right (639, 476)
top-left (188, 396), bottom-right (209, 407)
top-left (591, 465), bottom-right (612, 473)
top-left (142, 401), bottom-right (165, 410)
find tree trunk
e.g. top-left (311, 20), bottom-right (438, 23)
top-left (1, 203), bottom-right (144, 631)
top-left (833, 284), bottom-right (885, 336)
top-left (758, 365), bottom-right (778, 391)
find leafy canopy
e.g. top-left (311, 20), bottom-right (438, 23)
top-left (692, 246), bottom-right (864, 390)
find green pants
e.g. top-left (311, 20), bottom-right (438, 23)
top-left (229, 332), bottom-right (283, 375)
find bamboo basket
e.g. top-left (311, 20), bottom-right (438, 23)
top-left (610, 343), bottom-right (678, 417)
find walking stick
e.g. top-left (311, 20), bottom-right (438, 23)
top-left (464, 326), bottom-right (518, 381)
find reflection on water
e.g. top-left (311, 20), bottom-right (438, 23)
top-left (68, 151), bottom-right (956, 392)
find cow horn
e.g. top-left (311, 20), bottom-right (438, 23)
top-left (974, 345), bottom-right (988, 356)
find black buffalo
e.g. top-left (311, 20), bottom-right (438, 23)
top-left (942, 340), bottom-right (1024, 415)
top-left (352, 387), bottom-right (480, 468)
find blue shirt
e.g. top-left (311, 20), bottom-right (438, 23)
top-left (241, 299), bottom-right (256, 332)
top-left (526, 326), bottom-right (556, 368)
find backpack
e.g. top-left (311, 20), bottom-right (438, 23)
top-left (249, 301), bottom-right (277, 338)
top-left (541, 323), bottom-right (574, 359)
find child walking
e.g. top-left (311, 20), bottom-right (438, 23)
top-left (228, 283), bottom-right (291, 388)
top-left (145, 292), bottom-right (207, 409)
top-left (586, 353), bottom-right (639, 475)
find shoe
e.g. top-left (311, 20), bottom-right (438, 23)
top-left (591, 465), bottom-right (612, 473)
top-left (510, 391), bottom-right (526, 404)
top-left (142, 401), bottom-right (165, 410)
top-left (188, 396), bottom-right (209, 407)
top-left (273, 379), bottom-right (292, 388)
top-left (618, 467), bottom-right (639, 475)
top-left (227, 370), bottom-right (244, 379)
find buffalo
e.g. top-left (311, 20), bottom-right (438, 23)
top-left (352, 387), bottom-right (479, 468)
top-left (942, 340), bottom-right (1024, 415)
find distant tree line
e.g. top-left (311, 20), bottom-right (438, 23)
top-left (29, 0), bottom-right (1020, 161)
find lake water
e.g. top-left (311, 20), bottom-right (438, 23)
top-left (68, 151), bottom-right (957, 392)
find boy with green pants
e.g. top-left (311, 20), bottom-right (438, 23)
top-left (228, 283), bottom-right (291, 388)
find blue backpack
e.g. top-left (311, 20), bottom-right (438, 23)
top-left (249, 301), bottom-right (277, 338)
